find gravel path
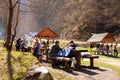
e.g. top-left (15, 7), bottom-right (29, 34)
top-left (47, 66), bottom-right (120, 80)
top-left (45, 56), bottom-right (120, 80)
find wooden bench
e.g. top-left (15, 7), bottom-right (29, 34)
top-left (82, 55), bottom-right (99, 68)
top-left (49, 57), bottom-right (74, 67)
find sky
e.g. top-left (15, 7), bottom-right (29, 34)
top-left (20, 0), bottom-right (29, 10)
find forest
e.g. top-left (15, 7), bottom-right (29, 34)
top-left (0, 0), bottom-right (120, 41)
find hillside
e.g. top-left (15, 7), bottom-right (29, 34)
top-left (60, 0), bottom-right (120, 41)
top-left (28, 0), bottom-right (120, 41)
top-left (0, 0), bottom-right (120, 41)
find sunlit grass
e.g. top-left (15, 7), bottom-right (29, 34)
top-left (81, 57), bottom-right (120, 75)
top-left (0, 39), bottom-right (120, 79)
top-left (0, 47), bottom-right (38, 80)
top-left (0, 46), bottom-right (74, 80)
top-left (0, 40), bottom-right (4, 43)
top-left (95, 61), bottom-right (120, 75)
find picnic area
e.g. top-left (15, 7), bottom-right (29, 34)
top-left (0, 0), bottom-right (120, 80)
top-left (0, 31), bottom-right (120, 80)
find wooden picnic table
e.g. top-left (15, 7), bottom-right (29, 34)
top-left (47, 49), bottom-right (87, 67)
top-left (45, 49), bottom-right (98, 68)
top-left (75, 50), bottom-right (88, 68)
top-left (83, 55), bottom-right (99, 67)
top-left (75, 50), bottom-right (81, 68)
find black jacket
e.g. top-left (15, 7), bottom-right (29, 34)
top-left (50, 44), bottom-right (62, 55)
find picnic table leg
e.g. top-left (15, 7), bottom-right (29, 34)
top-left (46, 49), bottom-right (49, 61)
top-left (75, 51), bottom-right (81, 68)
top-left (64, 61), bottom-right (68, 67)
top-left (90, 58), bottom-right (94, 67)
top-left (51, 59), bottom-right (56, 67)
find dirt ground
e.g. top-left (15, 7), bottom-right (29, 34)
top-left (44, 56), bottom-right (120, 80)
top-left (0, 42), bottom-right (120, 80)
top-left (46, 65), bottom-right (120, 80)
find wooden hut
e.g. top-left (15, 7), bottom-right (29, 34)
top-left (87, 33), bottom-right (115, 43)
top-left (36, 27), bottom-right (58, 39)
top-left (35, 27), bottom-right (59, 46)
top-left (35, 27), bottom-right (59, 61)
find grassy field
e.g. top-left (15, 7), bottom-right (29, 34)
top-left (0, 40), bottom-right (120, 79)
top-left (0, 41), bottom-right (73, 80)
top-left (81, 54), bottom-right (120, 75)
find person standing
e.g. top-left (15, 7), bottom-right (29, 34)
top-left (113, 44), bottom-right (118, 57)
top-left (15, 38), bottom-right (21, 51)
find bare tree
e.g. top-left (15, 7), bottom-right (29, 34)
top-left (4, 0), bottom-right (20, 51)
top-left (0, 0), bottom-right (21, 80)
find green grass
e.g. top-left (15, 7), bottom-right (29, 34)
top-left (0, 47), bottom-right (74, 80)
top-left (0, 49), bottom-right (38, 80)
top-left (1, 39), bottom-right (120, 79)
top-left (95, 61), bottom-right (120, 75)
top-left (81, 57), bottom-right (120, 75)
top-left (96, 54), bottom-right (120, 60)
top-left (0, 40), bottom-right (4, 43)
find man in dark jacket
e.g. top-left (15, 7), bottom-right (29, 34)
top-left (16, 38), bottom-right (21, 51)
top-left (50, 41), bottom-right (62, 57)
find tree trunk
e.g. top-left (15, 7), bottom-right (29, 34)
top-left (4, 0), bottom-right (13, 51)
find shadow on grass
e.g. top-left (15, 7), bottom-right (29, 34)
top-left (80, 65), bottom-right (107, 71)
top-left (71, 65), bottom-right (107, 76)
top-left (72, 68), bottom-right (98, 75)
top-left (104, 55), bottom-right (120, 58)
top-left (95, 54), bottom-right (120, 59)
top-left (52, 66), bottom-right (79, 76)
top-left (7, 50), bottom-right (14, 80)
top-left (51, 64), bottom-right (107, 76)
top-left (37, 58), bottom-right (108, 77)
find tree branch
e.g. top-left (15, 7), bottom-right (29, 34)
top-left (0, 7), bottom-right (8, 9)
top-left (4, 0), bottom-right (9, 8)
top-left (14, 0), bottom-right (20, 36)
top-left (20, 2), bottom-right (39, 8)
top-left (13, 0), bottom-right (19, 8)
top-left (20, 9), bottom-right (34, 12)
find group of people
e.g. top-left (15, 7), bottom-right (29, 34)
top-left (32, 39), bottom-right (47, 62)
top-left (15, 38), bottom-right (30, 52)
top-left (32, 40), bottom-right (78, 66)
top-left (49, 40), bottom-right (78, 66)
top-left (95, 43), bottom-right (118, 57)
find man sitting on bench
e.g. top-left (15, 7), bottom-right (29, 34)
top-left (49, 41), bottom-right (62, 57)
top-left (49, 41), bottom-right (63, 65)
top-left (49, 41), bottom-right (78, 67)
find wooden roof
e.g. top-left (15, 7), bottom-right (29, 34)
top-left (87, 33), bottom-right (115, 42)
top-left (36, 27), bottom-right (59, 38)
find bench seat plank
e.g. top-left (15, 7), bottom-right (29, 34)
top-left (49, 57), bottom-right (74, 67)
top-left (82, 56), bottom-right (99, 67)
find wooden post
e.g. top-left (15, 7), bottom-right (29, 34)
top-left (46, 49), bottom-right (49, 61)
top-left (64, 61), bottom-right (68, 67)
top-left (75, 50), bottom-right (81, 68)
top-left (90, 58), bottom-right (94, 67)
